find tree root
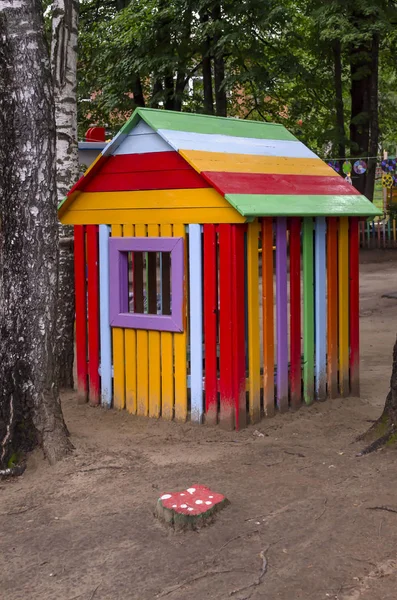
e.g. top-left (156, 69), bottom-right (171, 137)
top-left (357, 427), bottom-right (397, 456)
top-left (0, 463), bottom-right (26, 479)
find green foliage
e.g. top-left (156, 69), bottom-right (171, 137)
top-left (76, 0), bottom-right (397, 156)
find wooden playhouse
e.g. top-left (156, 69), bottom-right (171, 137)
top-left (59, 108), bottom-right (381, 429)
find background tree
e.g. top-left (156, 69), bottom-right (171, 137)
top-left (0, 0), bottom-right (71, 468)
top-left (51, 0), bottom-right (79, 389)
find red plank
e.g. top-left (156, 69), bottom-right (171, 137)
top-left (349, 217), bottom-right (360, 396)
top-left (219, 224), bottom-right (234, 429)
top-left (289, 218), bottom-right (302, 409)
top-left (100, 151), bottom-right (192, 174)
top-left (84, 169), bottom-right (209, 193)
top-left (86, 225), bottom-right (100, 406)
top-left (201, 172), bottom-right (361, 196)
top-left (74, 225), bottom-right (88, 402)
top-left (204, 224), bottom-right (218, 425)
top-left (232, 225), bottom-right (246, 429)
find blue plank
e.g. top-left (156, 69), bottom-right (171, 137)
top-left (188, 224), bottom-right (203, 422)
top-left (315, 217), bottom-right (327, 400)
top-left (99, 225), bottom-right (112, 408)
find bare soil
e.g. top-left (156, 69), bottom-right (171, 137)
top-left (1, 251), bottom-right (397, 600)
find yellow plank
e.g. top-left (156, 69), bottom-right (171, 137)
top-left (147, 224), bottom-right (161, 418)
top-left (123, 223), bottom-right (137, 414)
top-left (60, 207), bottom-right (246, 225)
top-left (71, 188), bottom-right (231, 211)
top-left (135, 223), bottom-right (149, 416)
top-left (179, 150), bottom-right (340, 176)
top-left (160, 223), bottom-right (174, 420)
top-left (338, 217), bottom-right (349, 397)
top-left (173, 223), bottom-right (187, 422)
top-left (111, 224), bottom-right (125, 409)
top-left (247, 221), bottom-right (261, 423)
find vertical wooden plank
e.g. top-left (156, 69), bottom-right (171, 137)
top-left (173, 223), bottom-right (187, 422)
top-left (262, 218), bottom-right (275, 416)
top-left (289, 218), bottom-right (301, 409)
top-left (219, 224), bottom-right (234, 429)
top-left (339, 216), bottom-right (350, 396)
top-left (387, 218), bottom-right (391, 248)
top-left (74, 225), bottom-right (88, 402)
top-left (366, 219), bottom-right (370, 249)
top-left (247, 221), bottom-right (261, 423)
top-left (189, 224), bottom-right (203, 423)
top-left (203, 224), bottom-right (218, 425)
top-left (135, 224), bottom-right (149, 415)
top-left (302, 217), bottom-right (314, 405)
top-left (393, 219), bottom-right (396, 247)
top-left (377, 219), bottom-right (381, 248)
top-left (315, 217), bottom-right (327, 400)
top-left (349, 217), bottom-right (360, 396)
top-left (360, 220), bottom-right (364, 248)
top-left (160, 223), bottom-right (174, 420)
top-left (147, 224), bottom-right (161, 418)
top-left (99, 225), bottom-right (112, 408)
top-left (232, 225), bottom-right (246, 429)
top-left (123, 224), bottom-right (137, 414)
top-left (276, 218), bottom-right (289, 412)
top-left (327, 217), bottom-right (338, 398)
top-left (87, 225), bottom-right (100, 406)
top-left (111, 224), bottom-right (125, 409)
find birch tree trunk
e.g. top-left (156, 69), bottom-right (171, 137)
top-left (51, 0), bottom-right (79, 389)
top-left (0, 0), bottom-right (72, 468)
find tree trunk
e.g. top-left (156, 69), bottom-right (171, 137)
top-left (359, 336), bottom-right (397, 454)
top-left (0, 0), bottom-right (72, 468)
top-left (212, 2), bottom-right (227, 117)
top-left (200, 10), bottom-right (214, 115)
top-left (364, 33), bottom-right (380, 202)
top-left (51, 0), bottom-right (79, 390)
top-left (131, 74), bottom-right (145, 107)
top-left (333, 39), bottom-right (345, 160)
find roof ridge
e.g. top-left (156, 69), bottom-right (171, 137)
top-left (136, 107), bottom-right (286, 128)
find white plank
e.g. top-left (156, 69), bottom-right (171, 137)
top-left (158, 129), bottom-right (317, 158)
top-left (128, 119), bottom-right (155, 136)
top-left (315, 217), bottom-right (327, 400)
top-left (99, 225), bottom-right (112, 408)
top-left (114, 132), bottom-right (172, 155)
top-left (188, 224), bottom-right (203, 423)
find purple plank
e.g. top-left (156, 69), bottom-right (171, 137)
top-left (109, 236), bottom-right (184, 332)
top-left (276, 217), bottom-right (289, 412)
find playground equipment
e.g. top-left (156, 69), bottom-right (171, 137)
top-left (59, 108), bottom-right (380, 428)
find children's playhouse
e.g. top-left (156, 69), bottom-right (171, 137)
top-left (59, 108), bottom-right (380, 429)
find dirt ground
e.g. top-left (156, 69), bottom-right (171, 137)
top-left (1, 251), bottom-right (397, 600)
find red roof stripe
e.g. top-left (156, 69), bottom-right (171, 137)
top-left (201, 172), bottom-right (360, 197)
top-left (100, 151), bottom-right (191, 174)
top-left (84, 170), bottom-right (209, 193)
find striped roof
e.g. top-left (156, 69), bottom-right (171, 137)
top-left (60, 108), bottom-right (381, 218)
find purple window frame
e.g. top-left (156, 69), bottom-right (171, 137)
top-left (109, 236), bottom-right (184, 332)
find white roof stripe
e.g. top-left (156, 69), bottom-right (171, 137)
top-left (157, 129), bottom-right (318, 159)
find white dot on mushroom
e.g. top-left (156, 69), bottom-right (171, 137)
top-left (195, 500), bottom-right (203, 505)
top-left (161, 494), bottom-right (172, 500)
top-left (205, 501), bottom-right (212, 505)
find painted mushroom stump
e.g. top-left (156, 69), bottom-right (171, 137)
top-left (60, 108), bottom-right (382, 429)
top-left (156, 485), bottom-right (229, 530)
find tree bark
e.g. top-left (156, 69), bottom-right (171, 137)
top-left (333, 39), bottom-right (345, 160)
top-left (200, 10), bottom-right (214, 115)
top-left (0, 0), bottom-right (72, 468)
top-left (51, 0), bottom-right (79, 389)
top-left (364, 33), bottom-right (379, 202)
top-left (212, 2), bottom-right (227, 117)
top-left (359, 336), bottom-right (397, 454)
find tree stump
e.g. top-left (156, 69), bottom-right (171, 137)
top-left (156, 485), bottom-right (229, 530)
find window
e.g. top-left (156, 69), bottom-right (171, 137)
top-left (109, 237), bottom-right (184, 332)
